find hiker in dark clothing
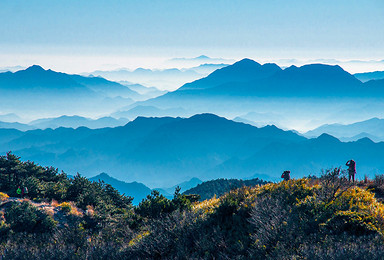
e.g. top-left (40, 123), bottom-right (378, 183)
top-left (346, 159), bottom-right (356, 182)
top-left (281, 170), bottom-right (291, 181)
top-left (23, 187), bottom-right (28, 198)
top-left (20, 187), bottom-right (28, 198)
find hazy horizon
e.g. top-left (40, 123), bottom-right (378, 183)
top-left (1, 0), bottom-right (384, 74)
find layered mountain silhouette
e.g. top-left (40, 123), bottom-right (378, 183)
top-left (127, 59), bottom-right (384, 131)
top-left (112, 105), bottom-right (187, 120)
top-left (1, 114), bottom-right (383, 187)
top-left (69, 74), bottom-right (140, 99)
top-left (0, 115), bottom-right (129, 131)
top-left (178, 59), bottom-right (282, 91)
top-left (187, 63), bottom-right (229, 74)
top-left (155, 177), bottom-right (203, 197)
top-left (119, 82), bottom-right (167, 99)
top-left (89, 173), bottom-right (151, 205)
top-left (0, 65), bottom-right (139, 98)
top-left (0, 65), bottom-right (92, 94)
top-left (0, 113), bottom-right (21, 122)
top-left (305, 117), bottom-right (384, 142)
top-left (159, 59), bottom-right (371, 98)
top-left (137, 59), bottom-right (384, 113)
top-left (354, 70), bottom-right (384, 82)
top-left (90, 67), bottom-right (203, 90)
top-left (29, 115), bottom-right (129, 130)
top-left (0, 121), bottom-right (34, 131)
top-left (0, 65), bottom-right (142, 118)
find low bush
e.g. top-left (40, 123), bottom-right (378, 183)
top-left (4, 201), bottom-right (57, 233)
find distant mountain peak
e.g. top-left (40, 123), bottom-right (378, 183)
top-left (94, 172), bottom-right (111, 178)
top-left (367, 117), bottom-right (381, 122)
top-left (233, 58), bottom-right (261, 67)
top-left (196, 55), bottom-right (210, 59)
top-left (316, 133), bottom-right (340, 142)
top-left (355, 137), bottom-right (375, 144)
top-left (190, 113), bottom-right (220, 119)
top-left (25, 65), bottom-right (45, 72)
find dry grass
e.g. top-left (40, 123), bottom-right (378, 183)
top-left (193, 195), bottom-right (220, 214)
top-left (86, 205), bottom-right (94, 216)
top-left (50, 199), bottom-right (59, 207)
top-left (0, 192), bottom-right (9, 202)
top-left (58, 201), bottom-right (83, 217)
top-left (44, 207), bottom-right (55, 217)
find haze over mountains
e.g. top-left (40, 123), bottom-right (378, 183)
top-left (0, 65), bottom-right (163, 120)
top-left (354, 70), bottom-right (384, 82)
top-left (133, 59), bottom-right (384, 130)
top-left (149, 58), bottom-right (383, 100)
top-left (1, 114), bottom-right (384, 188)
top-left (1, 58), bottom-right (384, 189)
top-left (305, 117), bottom-right (384, 142)
top-left (2, 59), bottom-right (384, 130)
top-left (88, 63), bottom-right (229, 91)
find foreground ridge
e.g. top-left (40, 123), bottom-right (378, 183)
top-left (1, 154), bottom-right (384, 259)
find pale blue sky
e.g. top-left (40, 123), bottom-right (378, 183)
top-left (1, 0), bottom-right (383, 72)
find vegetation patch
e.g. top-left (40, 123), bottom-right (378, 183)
top-left (1, 153), bottom-right (384, 259)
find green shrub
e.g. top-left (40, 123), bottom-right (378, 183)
top-left (22, 176), bottom-right (45, 199)
top-left (4, 201), bottom-right (56, 233)
top-left (135, 190), bottom-right (174, 218)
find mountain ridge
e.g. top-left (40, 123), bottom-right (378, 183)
top-left (1, 113), bottom-right (383, 187)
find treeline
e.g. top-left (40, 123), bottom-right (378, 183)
top-left (1, 153), bottom-right (384, 259)
top-left (183, 177), bottom-right (270, 201)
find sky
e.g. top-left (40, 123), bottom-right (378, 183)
top-left (0, 0), bottom-right (384, 73)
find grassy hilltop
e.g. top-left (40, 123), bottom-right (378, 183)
top-left (1, 152), bottom-right (384, 259)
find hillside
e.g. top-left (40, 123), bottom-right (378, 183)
top-left (1, 156), bottom-right (384, 259)
top-left (183, 178), bottom-right (269, 201)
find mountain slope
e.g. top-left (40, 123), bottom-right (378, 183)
top-left (140, 59), bottom-right (384, 111)
top-left (0, 65), bottom-right (138, 117)
top-left (69, 74), bottom-right (140, 99)
top-left (90, 173), bottom-right (151, 205)
top-left (0, 65), bottom-right (93, 95)
top-left (183, 177), bottom-right (269, 201)
top-left (178, 58), bottom-right (282, 91)
top-left (0, 121), bottom-right (35, 131)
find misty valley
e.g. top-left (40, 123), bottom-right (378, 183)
top-left (1, 58), bottom-right (384, 259)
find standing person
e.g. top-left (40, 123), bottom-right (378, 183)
top-left (281, 170), bottom-right (291, 181)
top-left (23, 187), bottom-right (29, 199)
top-left (346, 159), bottom-right (356, 182)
